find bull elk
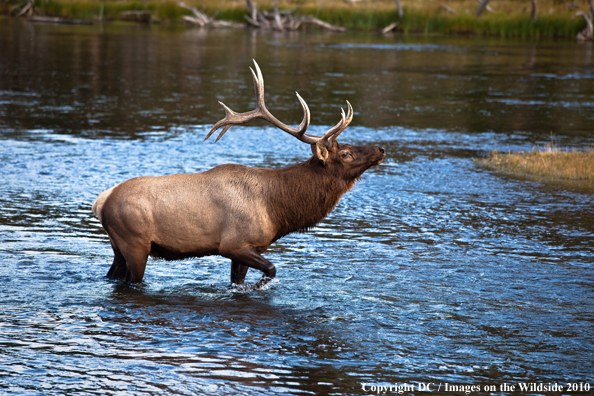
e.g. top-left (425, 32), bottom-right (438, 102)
top-left (92, 60), bottom-right (385, 287)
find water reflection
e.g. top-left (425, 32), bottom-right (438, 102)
top-left (1, 20), bottom-right (594, 396)
top-left (2, 19), bottom-right (594, 139)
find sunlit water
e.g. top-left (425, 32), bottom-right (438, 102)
top-left (1, 20), bottom-right (593, 395)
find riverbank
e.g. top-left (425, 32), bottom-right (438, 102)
top-left (3, 0), bottom-right (592, 39)
top-left (478, 145), bottom-right (594, 191)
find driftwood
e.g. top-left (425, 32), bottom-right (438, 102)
top-left (245, 0), bottom-right (345, 32)
top-left (179, 2), bottom-right (245, 28)
top-left (9, 0), bottom-right (35, 17)
top-left (381, 22), bottom-right (398, 34)
top-left (574, 11), bottom-right (593, 41)
top-left (28, 16), bottom-right (93, 25)
top-left (381, 0), bottom-right (402, 35)
top-left (440, 4), bottom-right (457, 14)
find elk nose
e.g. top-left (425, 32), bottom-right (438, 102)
top-left (378, 146), bottom-right (385, 154)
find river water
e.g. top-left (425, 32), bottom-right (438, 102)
top-left (1, 19), bottom-right (593, 395)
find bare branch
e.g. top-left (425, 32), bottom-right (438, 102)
top-left (475, 0), bottom-right (493, 16)
top-left (272, 0), bottom-right (284, 31)
top-left (179, 2), bottom-right (245, 28)
top-left (574, 11), bottom-right (593, 41)
top-left (292, 16), bottom-right (346, 32)
top-left (179, 2), bottom-right (209, 26)
top-left (15, 0), bottom-right (32, 17)
top-left (395, 0), bottom-right (403, 19)
top-left (244, 0), bottom-right (346, 32)
top-left (440, 4), bottom-right (457, 14)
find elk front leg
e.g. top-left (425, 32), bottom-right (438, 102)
top-left (122, 245), bottom-right (149, 284)
top-left (231, 260), bottom-right (250, 284)
top-left (222, 247), bottom-right (276, 287)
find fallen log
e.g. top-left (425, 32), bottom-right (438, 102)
top-left (381, 22), bottom-right (398, 34)
top-left (28, 16), bottom-right (93, 25)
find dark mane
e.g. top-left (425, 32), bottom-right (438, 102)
top-left (264, 156), bottom-right (357, 242)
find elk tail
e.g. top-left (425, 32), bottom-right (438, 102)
top-left (92, 186), bottom-right (116, 223)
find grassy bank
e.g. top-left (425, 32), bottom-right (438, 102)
top-left (2, 0), bottom-right (591, 38)
top-left (478, 144), bottom-right (594, 191)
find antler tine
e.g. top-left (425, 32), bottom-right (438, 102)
top-left (334, 100), bottom-right (354, 139)
top-left (317, 100), bottom-right (353, 148)
top-left (203, 101), bottom-right (251, 142)
top-left (205, 59), bottom-right (312, 143)
top-left (249, 61), bottom-right (265, 111)
top-left (294, 92), bottom-right (311, 136)
top-left (251, 59), bottom-right (312, 139)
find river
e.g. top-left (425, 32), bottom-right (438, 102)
top-left (1, 19), bottom-right (593, 395)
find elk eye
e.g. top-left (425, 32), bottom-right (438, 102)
top-left (341, 151), bottom-right (351, 159)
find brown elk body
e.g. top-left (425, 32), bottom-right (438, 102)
top-left (92, 61), bottom-right (385, 286)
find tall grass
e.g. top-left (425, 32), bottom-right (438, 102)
top-left (283, 3), bottom-right (586, 38)
top-left (478, 143), bottom-right (594, 191)
top-left (2, 0), bottom-right (589, 38)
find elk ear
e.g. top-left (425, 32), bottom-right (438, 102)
top-left (312, 142), bottom-right (329, 165)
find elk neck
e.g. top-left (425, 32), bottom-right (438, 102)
top-left (264, 156), bottom-right (357, 242)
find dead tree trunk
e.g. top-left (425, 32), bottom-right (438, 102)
top-left (531, 0), bottom-right (538, 21)
top-left (395, 0), bottom-right (403, 19)
top-left (475, 0), bottom-right (492, 16)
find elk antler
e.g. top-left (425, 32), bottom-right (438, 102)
top-left (205, 60), bottom-right (353, 149)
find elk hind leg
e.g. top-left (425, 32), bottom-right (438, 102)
top-left (106, 240), bottom-right (127, 280)
top-left (106, 250), bottom-right (127, 280)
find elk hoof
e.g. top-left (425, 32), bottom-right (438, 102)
top-left (255, 276), bottom-right (273, 289)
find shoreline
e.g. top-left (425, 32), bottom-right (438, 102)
top-left (2, 0), bottom-right (591, 39)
